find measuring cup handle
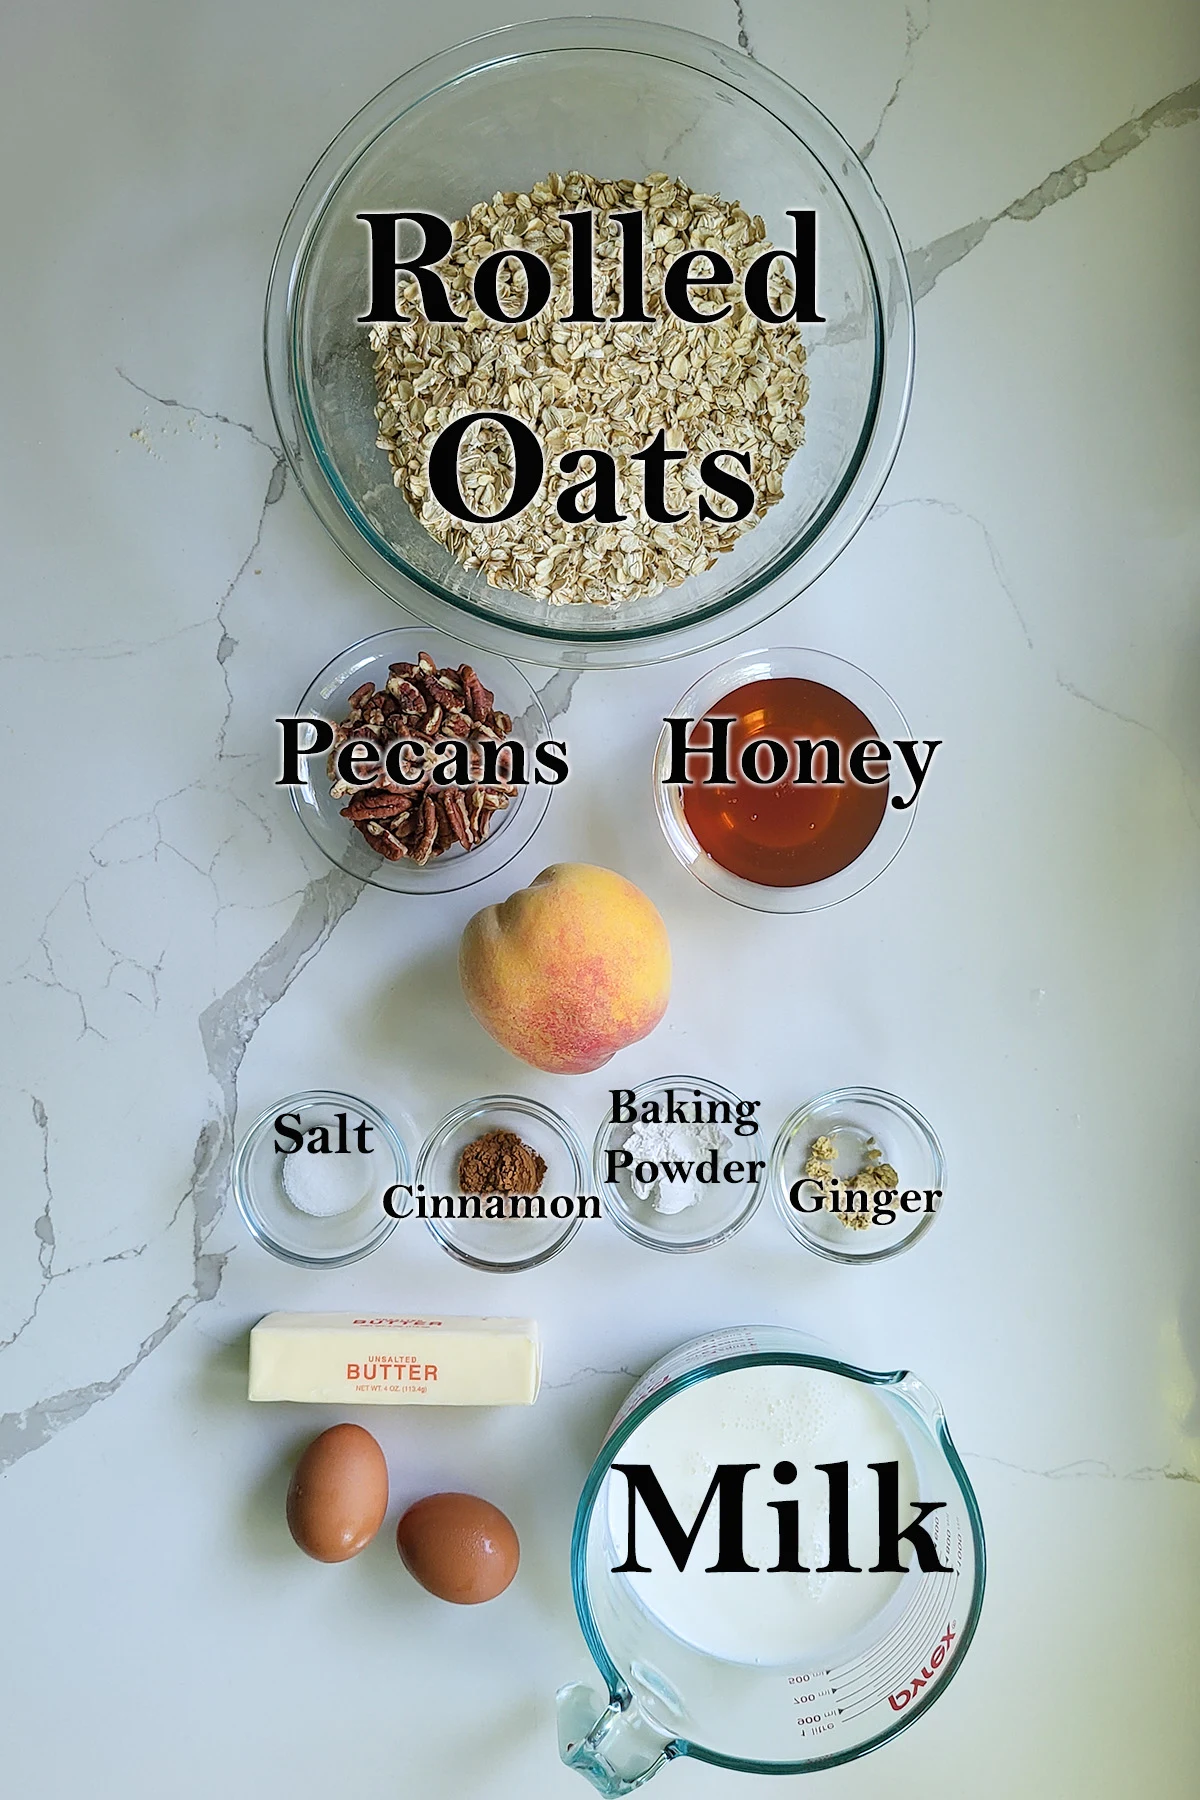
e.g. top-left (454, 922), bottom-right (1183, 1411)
top-left (556, 1682), bottom-right (675, 1795)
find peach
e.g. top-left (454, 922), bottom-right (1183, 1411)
top-left (459, 864), bottom-right (671, 1074)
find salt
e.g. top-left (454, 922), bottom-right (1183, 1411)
top-left (280, 1149), bottom-right (373, 1218)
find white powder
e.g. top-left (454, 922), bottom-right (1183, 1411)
top-left (280, 1151), bottom-right (373, 1218)
top-left (623, 1121), bottom-right (731, 1214)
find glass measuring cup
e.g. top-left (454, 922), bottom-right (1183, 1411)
top-left (558, 1327), bottom-right (985, 1792)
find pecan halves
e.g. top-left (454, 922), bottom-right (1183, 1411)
top-left (440, 787), bottom-right (475, 851)
top-left (432, 805), bottom-right (456, 856)
top-left (459, 665), bottom-right (495, 723)
top-left (356, 820), bottom-right (408, 860)
top-left (332, 653), bottom-right (516, 867)
top-left (385, 676), bottom-right (427, 714)
top-left (472, 792), bottom-right (505, 840)
top-left (410, 793), bottom-right (439, 865)
top-left (340, 788), bottom-right (412, 821)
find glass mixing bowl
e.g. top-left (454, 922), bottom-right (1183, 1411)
top-left (264, 18), bottom-right (914, 669)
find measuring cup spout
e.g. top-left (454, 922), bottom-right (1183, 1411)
top-left (557, 1682), bottom-right (675, 1794)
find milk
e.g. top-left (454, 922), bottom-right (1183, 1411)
top-left (605, 1363), bottom-right (918, 1665)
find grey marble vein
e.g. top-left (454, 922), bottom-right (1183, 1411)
top-left (215, 453), bottom-right (287, 755)
top-left (115, 370), bottom-right (288, 755)
top-left (1055, 672), bottom-right (1200, 834)
top-left (860, 1), bottom-right (932, 163)
top-left (907, 76), bottom-right (1200, 301)
top-left (0, 1100), bottom-right (55, 1351)
top-left (1, 1099), bottom-right (160, 1359)
top-left (0, 619), bottom-right (211, 664)
top-left (870, 501), bottom-right (1199, 829)
top-left (966, 1451), bottom-right (1200, 1485)
top-left (18, 783), bottom-right (208, 1046)
top-left (733, 0), bottom-right (755, 59)
top-left (0, 867), bottom-right (362, 1472)
top-left (869, 495), bottom-right (1032, 649)
top-left (544, 1363), bottom-right (638, 1391)
top-left (25, 926), bottom-right (106, 1042)
top-left (532, 666), bottom-right (581, 723)
top-left (115, 368), bottom-right (278, 457)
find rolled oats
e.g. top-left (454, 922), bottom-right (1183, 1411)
top-left (369, 171), bottom-right (809, 606)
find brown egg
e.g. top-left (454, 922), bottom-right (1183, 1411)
top-left (396, 1492), bottom-right (520, 1604)
top-left (286, 1423), bottom-right (388, 1562)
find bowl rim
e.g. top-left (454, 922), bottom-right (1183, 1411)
top-left (288, 624), bottom-right (553, 893)
top-left (769, 1084), bottom-right (946, 1264)
top-left (592, 1072), bottom-right (767, 1252)
top-left (415, 1092), bottom-right (591, 1271)
top-left (232, 1088), bottom-right (410, 1268)
top-left (653, 645), bottom-right (917, 913)
top-left (263, 15), bottom-right (915, 668)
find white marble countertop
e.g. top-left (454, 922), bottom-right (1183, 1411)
top-left (2, 2), bottom-right (1198, 1794)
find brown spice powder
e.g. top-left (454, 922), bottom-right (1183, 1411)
top-left (458, 1128), bottom-right (547, 1196)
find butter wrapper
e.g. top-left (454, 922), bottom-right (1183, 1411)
top-left (248, 1312), bottom-right (541, 1406)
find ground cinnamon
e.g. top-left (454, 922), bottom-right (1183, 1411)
top-left (457, 1128), bottom-right (547, 1195)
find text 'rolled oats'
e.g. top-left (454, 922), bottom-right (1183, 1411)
top-left (369, 171), bottom-right (809, 607)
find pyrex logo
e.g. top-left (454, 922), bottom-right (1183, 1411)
top-left (887, 1624), bottom-right (956, 1710)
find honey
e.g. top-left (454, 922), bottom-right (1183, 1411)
top-left (680, 678), bottom-right (888, 887)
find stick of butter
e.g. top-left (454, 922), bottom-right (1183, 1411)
top-left (248, 1313), bottom-right (541, 1406)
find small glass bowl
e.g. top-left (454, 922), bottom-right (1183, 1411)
top-left (289, 626), bottom-right (553, 893)
top-left (770, 1086), bottom-right (945, 1264)
top-left (415, 1095), bottom-right (590, 1271)
top-left (593, 1075), bottom-right (766, 1252)
top-left (653, 646), bottom-right (916, 914)
top-left (233, 1090), bottom-right (410, 1268)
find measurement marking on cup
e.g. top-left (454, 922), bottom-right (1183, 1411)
top-left (838, 1621), bottom-right (959, 1723)
top-left (828, 1567), bottom-right (946, 1676)
top-left (828, 1525), bottom-right (964, 1706)
top-left (785, 1669), bottom-right (837, 1738)
top-left (840, 1586), bottom-right (943, 1694)
top-left (783, 1580), bottom-right (953, 1734)
top-left (833, 1582), bottom-right (939, 1686)
top-left (830, 1572), bottom-right (945, 1696)
top-left (834, 1585), bottom-right (952, 1714)
top-left (836, 1599), bottom-right (948, 1712)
